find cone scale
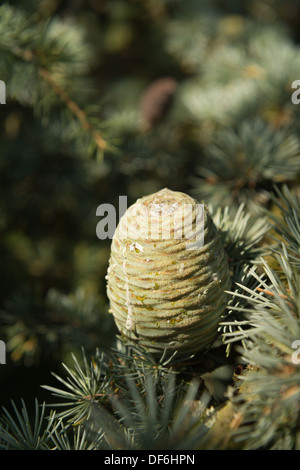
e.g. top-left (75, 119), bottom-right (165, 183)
top-left (106, 188), bottom-right (230, 358)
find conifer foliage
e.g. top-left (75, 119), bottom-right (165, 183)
top-left (0, 0), bottom-right (300, 450)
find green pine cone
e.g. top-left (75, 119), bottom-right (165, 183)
top-left (106, 188), bottom-right (231, 358)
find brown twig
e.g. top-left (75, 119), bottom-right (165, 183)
top-left (13, 46), bottom-right (107, 152)
top-left (255, 287), bottom-right (294, 299)
top-left (256, 287), bottom-right (289, 300)
top-left (256, 287), bottom-right (294, 310)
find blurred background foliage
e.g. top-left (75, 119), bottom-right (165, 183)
top-left (0, 0), bottom-right (300, 419)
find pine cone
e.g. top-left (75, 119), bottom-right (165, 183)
top-left (140, 77), bottom-right (178, 130)
top-left (106, 188), bottom-right (230, 358)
